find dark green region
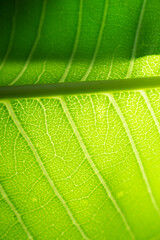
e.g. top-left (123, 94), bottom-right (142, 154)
top-left (0, 77), bottom-right (160, 99)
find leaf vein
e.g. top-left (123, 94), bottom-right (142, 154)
top-left (108, 93), bottom-right (160, 215)
top-left (59, 0), bottom-right (83, 83)
top-left (0, 0), bottom-right (17, 71)
top-left (81, 0), bottom-right (109, 81)
top-left (4, 100), bottom-right (89, 240)
top-left (60, 97), bottom-right (135, 239)
top-left (9, 0), bottom-right (47, 86)
top-left (126, 0), bottom-right (147, 78)
top-left (0, 184), bottom-right (33, 240)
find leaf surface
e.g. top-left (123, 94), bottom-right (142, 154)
top-left (0, 0), bottom-right (160, 239)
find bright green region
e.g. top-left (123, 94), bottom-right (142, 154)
top-left (1, 0), bottom-right (160, 239)
top-left (0, 93), bottom-right (160, 239)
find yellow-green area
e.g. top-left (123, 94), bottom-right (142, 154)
top-left (0, 0), bottom-right (160, 239)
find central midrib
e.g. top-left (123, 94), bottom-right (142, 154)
top-left (0, 77), bottom-right (160, 99)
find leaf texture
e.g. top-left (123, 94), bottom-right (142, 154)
top-left (0, 0), bottom-right (160, 85)
top-left (0, 0), bottom-right (160, 239)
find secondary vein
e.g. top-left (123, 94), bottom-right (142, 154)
top-left (60, 97), bottom-right (135, 239)
top-left (4, 100), bottom-right (89, 240)
top-left (0, 183), bottom-right (33, 240)
top-left (124, 0), bottom-right (160, 210)
top-left (59, 0), bottom-right (83, 83)
top-left (126, 0), bottom-right (147, 78)
top-left (81, 0), bottom-right (109, 81)
top-left (108, 93), bottom-right (160, 215)
top-left (9, 0), bottom-right (47, 86)
top-left (0, 0), bottom-right (17, 71)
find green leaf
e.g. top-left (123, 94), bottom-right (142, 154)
top-left (1, 0), bottom-right (160, 85)
top-left (0, 0), bottom-right (160, 240)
